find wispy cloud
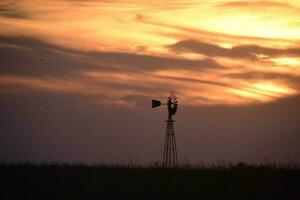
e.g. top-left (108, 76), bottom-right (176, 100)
top-left (168, 39), bottom-right (300, 60)
top-left (218, 1), bottom-right (295, 9)
top-left (1, 34), bottom-right (299, 106)
top-left (0, 2), bottom-right (31, 19)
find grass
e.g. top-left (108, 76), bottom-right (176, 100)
top-left (0, 162), bottom-right (299, 200)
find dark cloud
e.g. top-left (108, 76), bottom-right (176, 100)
top-left (0, 35), bottom-right (228, 107)
top-left (0, 35), bottom-right (221, 77)
top-left (0, 8), bottom-right (29, 19)
top-left (1, 35), bottom-right (296, 101)
top-left (227, 71), bottom-right (300, 80)
top-left (0, 35), bottom-right (105, 76)
top-left (87, 51), bottom-right (221, 71)
top-left (168, 39), bottom-right (300, 60)
top-left (0, 2), bottom-right (31, 19)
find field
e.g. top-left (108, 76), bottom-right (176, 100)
top-left (1, 162), bottom-right (299, 200)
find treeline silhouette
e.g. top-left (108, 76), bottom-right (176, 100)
top-left (0, 162), bottom-right (299, 200)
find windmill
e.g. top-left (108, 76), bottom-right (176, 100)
top-left (152, 92), bottom-right (178, 168)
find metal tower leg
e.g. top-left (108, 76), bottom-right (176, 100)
top-left (162, 119), bottom-right (178, 168)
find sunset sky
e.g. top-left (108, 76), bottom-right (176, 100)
top-left (1, 0), bottom-right (300, 164)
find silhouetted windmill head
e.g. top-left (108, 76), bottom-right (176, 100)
top-left (151, 92), bottom-right (178, 115)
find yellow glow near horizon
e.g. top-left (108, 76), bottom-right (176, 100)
top-left (229, 81), bottom-right (296, 102)
top-left (270, 57), bottom-right (300, 66)
top-left (252, 82), bottom-right (295, 96)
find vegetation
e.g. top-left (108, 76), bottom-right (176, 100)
top-left (1, 162), bottom-right (299, 199)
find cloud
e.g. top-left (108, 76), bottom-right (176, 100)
top-left (0, 2), bottom-right (31, 19)
top-left (226, 71), bottom-right (300, 88)
top-left (86, 51), bottom-right (221, 71)
top-left (0, 35), bottom-right (98, 76)
top-left (0, 36), bottom-right (222, 73)
top-left (0, 8), bottom-right (29, 19)
top-left (1, 35), bottom-right (299, 107)
top-left (0, 35), bottom-right (222, 76)
top-left (0, 35), bottom-right (228, 106)
top-left (135, 10), bottom-right (296, 49)
top-left (168, 39), bottom-right (300, 60)
top-left (218, 1), bottom-right (295, 9)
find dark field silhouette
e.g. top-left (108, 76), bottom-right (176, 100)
top-left (1, 162), bottom-right (299, 200)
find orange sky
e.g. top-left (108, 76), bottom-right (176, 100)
top-left (0, 0), bottom-right (300, 106)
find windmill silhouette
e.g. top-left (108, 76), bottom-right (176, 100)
top-left (152, 92), bottom-right (178, 167)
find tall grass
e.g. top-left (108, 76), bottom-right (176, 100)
top-left (1, 161), bottom-right (299, 200)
